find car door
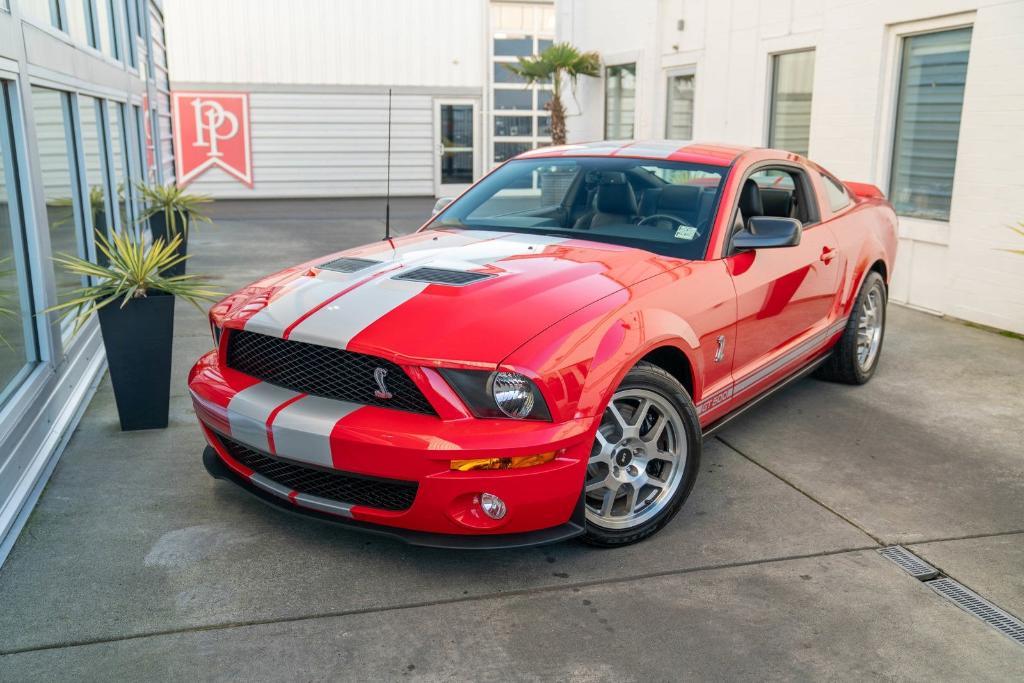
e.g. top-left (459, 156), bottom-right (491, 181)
top-left (724, 164), bottom-right (840, 397)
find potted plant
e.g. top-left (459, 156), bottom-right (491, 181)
top-left (138, 183), bottom-right (212, 277)
top-left (48, 231), bottom-right (218, 431)
top-left (504, 42), bottom-right (601, 146)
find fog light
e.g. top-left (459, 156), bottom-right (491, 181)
top-left (480, 493), bottom-right (506, 520)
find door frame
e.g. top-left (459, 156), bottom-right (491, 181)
top-left (432, 97), bottom-right (480, 198)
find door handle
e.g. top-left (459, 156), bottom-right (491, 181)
top-left (820, 247), bottom-right (836, 263)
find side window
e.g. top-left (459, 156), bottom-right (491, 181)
top-left (820, 172), bottom-right (852, 213)
top-left (745, 167), bottom-right (819, 227)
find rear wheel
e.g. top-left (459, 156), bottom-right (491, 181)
top-left (583, 362), bottom-right (700, 547)
top-left (817, 271), bottom-right (887, 384)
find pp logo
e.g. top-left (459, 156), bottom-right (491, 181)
top-left (172, 92), bottom-right (253, 188)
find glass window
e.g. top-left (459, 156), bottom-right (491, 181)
top-left (538, 39), bottom-right (553, 54)
top-left (538, 116), bottom-right (551, 137)
top-left (428, 157), bottom-right (727, 260)
top-left (494, 142), bottom-right (531, 163)
top-left (18, 0), bottom-right (57, 25)
top-left (494, 89), bottom-right (532, 111)
top-left (77, 95), bottom-right (112, 236)
top-left (0, 83), bottom-right (37, 403)
top-left (94, 0), bottom-right (117, 58)
top-left (107, 101), bottom-right (130, 230)
top-left (494, 116), bottom-right (533, 138)
top-left (890, 27), bottom-right (972, 221)
top-left (604, 63), bottom-right (636, 139)
top-left (666, 72), bottom-right (695, 139)
top-left (768, 50), bottom-right (815, 156)
top-left (30, 87), bottom-right (85, 320)
top-left (536, 89), bottom-right (552, 111)
top-left (65, 0), bottom-right (92, 45)
top-left (494, 36), bottom-right (533, 57)
top-left (821, 173), bottom-right (851, 213)
top-left (494, 63), bottom-right (526, 84)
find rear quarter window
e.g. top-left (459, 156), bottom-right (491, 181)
top-left (821, 173), bottom-right (852, 213)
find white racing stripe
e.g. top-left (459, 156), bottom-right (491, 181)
top-left (293, 493), bottom-right (353, 517)
top-left (270, 395), bottom-right (363, 467)
top-left (227, 382), bottom-right (302, 453)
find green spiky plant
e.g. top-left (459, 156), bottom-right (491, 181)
top-left (137, 182), bottom-right (212, 239)
top-left (46, 230), bottom-right (219, 334)
top-left (503, 43), bottom-right (601, 146)
top-left (1005, 222), bottom-right (1024, 256)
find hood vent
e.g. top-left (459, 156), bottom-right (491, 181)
top-left (318, 257), bottom-right (381, 273)
top-left (393, 267), bottom-right (495, 286)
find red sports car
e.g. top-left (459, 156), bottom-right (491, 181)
top-left (189, 141), bottom-right (897, 548)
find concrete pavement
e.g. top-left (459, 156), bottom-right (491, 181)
top-left (1, 198), bottom-right (1022, 680)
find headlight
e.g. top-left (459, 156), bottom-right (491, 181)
top-left (439, 369), bottom-right (551, 420)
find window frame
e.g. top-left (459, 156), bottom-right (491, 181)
top-left (873, 12), bottom-right (975, 237)
top-left (664, 66), bottom-right (697, 140)
top-left (603, 62), bottom-right (637, 140)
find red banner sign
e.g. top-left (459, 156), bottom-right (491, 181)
top-left (172, 91), bottom-right (253, 187)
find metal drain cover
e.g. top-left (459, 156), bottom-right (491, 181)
top-left (878, 546), bottom-right (939, 580)
top-left (929, 578), bottom-right (1024, 646)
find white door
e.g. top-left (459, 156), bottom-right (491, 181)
top-left (433, 99), bottom-right (478, 198)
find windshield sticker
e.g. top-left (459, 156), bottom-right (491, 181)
top-left (674, 226), bottom-right (698, 240)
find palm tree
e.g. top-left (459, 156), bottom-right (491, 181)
top-left (504, 43), bottom-right (601, 146)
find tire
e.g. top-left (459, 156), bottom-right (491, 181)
top-left (817, 271), bottom-right (887, 385)
top-left (582, 361), bottom-right (701, 547)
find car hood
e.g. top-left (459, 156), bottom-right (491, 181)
top-left (213, 228), bottom-right (685, 366)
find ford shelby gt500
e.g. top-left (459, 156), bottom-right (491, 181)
top-left (189, 140), bottom-right (897, 548)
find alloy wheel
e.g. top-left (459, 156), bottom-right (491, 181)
top-left (856, 282), bottom-right (885, 371)
top-left (585, 389), bottom-right (688, 530)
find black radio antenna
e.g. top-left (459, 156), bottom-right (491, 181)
top-left (384, 88), bottom-right (392, 241)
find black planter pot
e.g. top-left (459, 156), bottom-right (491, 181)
top-left (97, 292), bottom-right (175, 431)
top-left (148, 210), bottom-right (189, 277)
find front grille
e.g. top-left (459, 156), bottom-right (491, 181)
top-left (393, 267), bottom-right (494, 286)
top-left (226, 330), bottom-right (436, 415)
top-left (219, 434), bottom-right (418, 511)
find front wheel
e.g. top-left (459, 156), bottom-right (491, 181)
top-left (583, 362), bottom-right (701, 547)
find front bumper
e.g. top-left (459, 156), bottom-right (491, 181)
top-left (190, 351), bottom-right (594, 546)
top-left (203, 446), bottom-right (585, 549)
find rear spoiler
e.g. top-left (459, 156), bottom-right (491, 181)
top-left (843, 181), bottom-right (885, 200)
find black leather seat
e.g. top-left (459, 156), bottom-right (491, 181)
top-left (573, 173), bottom-right (638, 230)
top-left (735, 178), bottom-right (763, 230)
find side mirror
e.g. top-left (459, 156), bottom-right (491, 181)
top-left (432, 197), bottom-right (454, 215)
top-left (732, 216), bottom-right (802, 250)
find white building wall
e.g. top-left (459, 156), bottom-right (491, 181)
top-left (558, 0), bottom-right (1024, 334)
top-left (165, 0), bottom-right (487, 88)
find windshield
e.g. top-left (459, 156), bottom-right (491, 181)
top-left (426, 156), bottom-right (728, 259)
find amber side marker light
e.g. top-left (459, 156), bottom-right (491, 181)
top-left (451, 451), bottom-right (557, 471)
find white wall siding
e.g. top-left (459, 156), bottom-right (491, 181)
top-left (165, 0), bottom-right (486, 88)
top-left (558, 0), bottom-right (1024, 334)
top-left (177, 88), bottom-right (440, 198)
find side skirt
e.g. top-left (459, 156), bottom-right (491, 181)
top-left (700, 353), bottom-right (831, 438)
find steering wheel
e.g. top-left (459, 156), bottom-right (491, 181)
top-left (637, 214), bottom-right (693, 228)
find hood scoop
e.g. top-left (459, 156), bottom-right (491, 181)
top-left (393, 266), bottom-right (495, 286)
top-left (318, 257), bottom-right (381, 273)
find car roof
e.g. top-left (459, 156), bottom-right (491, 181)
top-left (515, 140), bottom-right (756, 167)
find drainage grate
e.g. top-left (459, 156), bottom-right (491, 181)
top-left (878, 546), bottom-right (940, 580)
top-left (318, 257), bottom-right (380, 273)
top-left (929, 578), bottom-right (1024, 645)
top-left (392, 267), bottom-right (494, 286)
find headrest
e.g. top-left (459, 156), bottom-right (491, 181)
top-left (596, 178), bottom-right (638, 215)
top-left (657, 184), bottom-right (701, 212)
top-left (739, 178), bottom-right (763, 218)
